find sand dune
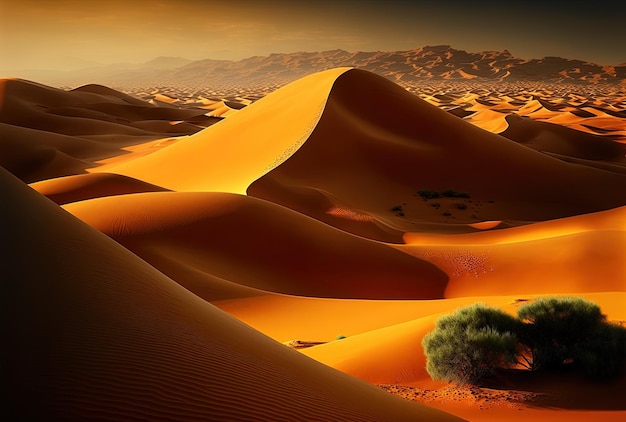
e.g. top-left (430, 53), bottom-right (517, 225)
top-left (79, 68), bottom-right (626, 243)
top-left (1, 167), bottom-right (462, 421)
top-left (0, 78), bottom-right (211, 183)
top-left (102, 68), bottom-right (351, 193)
top-left (216, 292), bottom-right (626, 384)
top-left (501, 114), bottom-right (626, 164)
top-left (63, 191), bottom-right (448, 299)
top-left (3, 66), bottom-right (625, 422)
top-left (0, 122), bottom-right (115, 183)
top-left (216, 291), bottom-right (626, 421)
top-left (249, 69), bottom-right (626, 240)
top-left (399, 206), bottom-right (626, 297)
top-left (30, 172), bottom-right (170, 205)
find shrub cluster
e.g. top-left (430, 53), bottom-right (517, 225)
top-left (417, 189), bottom-right (471, 200)
top-left (422, 298), bottom-right (626, 385)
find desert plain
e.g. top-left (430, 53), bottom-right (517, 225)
top-left (2, 56), bottom-right (626, 421)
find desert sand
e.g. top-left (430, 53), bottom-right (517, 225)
top-left (2, 66), bottom-right (625, 421)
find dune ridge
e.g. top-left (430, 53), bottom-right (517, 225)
top-left (249, 69), bottom-right (626, 240)
top-left (102, 68), bottom-right (351, 193)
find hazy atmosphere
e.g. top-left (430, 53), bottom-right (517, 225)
top-left (1, 0), bottom-right (624, 74)
top-left (3, 1), bottom-right (626, 421)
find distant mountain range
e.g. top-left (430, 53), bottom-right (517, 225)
top-left (10, 45), bottom-right (626, 89)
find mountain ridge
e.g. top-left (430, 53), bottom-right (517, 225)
top-left (7, 46), bottom-right (625, 89)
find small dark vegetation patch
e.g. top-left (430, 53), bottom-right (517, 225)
top-left (391, 204), bottom-right (405, 217)
top-left (417, 190), bottom-right (441, 200)
top-left (442, 189), bottom-right (470, 199)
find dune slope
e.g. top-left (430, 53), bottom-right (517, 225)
top-left (103, 68), bottom-right (352, 193)
top-left (63, 191), bottom-right (448, 299)
top-left (30, 172), bottom-right (170, 205)
top-left (0, 78), bottom-right (209, 183)
top-left (1, 167), bottom-right (463, 421)
top-left (398, 206), bottom-right (626, 297)
top-left (248, 69), bottom-right (626, 239)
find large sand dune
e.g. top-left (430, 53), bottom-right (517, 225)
top-left (0, 78), bottom-right (211, 183)
top-left (3, 66), bottom-right (625, 421)
top-left (102, 68), bottom-right (351, 193)
top-left (63, 191), bottom-right (447, 299)
top-left (249, 70), bottom-right (626, 240)
top-left (1, 167), bottom-right (461, 421)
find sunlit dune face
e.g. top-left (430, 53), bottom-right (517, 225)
top-left (2, 62), bottom-right (625, 422)
top-left (468, 220), bottom-right (501, 230)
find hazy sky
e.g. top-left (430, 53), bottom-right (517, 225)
top-left (1, 0), bottom-right (624, 72)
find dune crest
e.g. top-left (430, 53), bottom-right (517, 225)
top-left (249, 69), bottom-right (626, 240)
top-left (103, 68), bottom-right (352, 193)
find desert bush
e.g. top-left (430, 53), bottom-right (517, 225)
top-left (424, 297), bottom-right (626, 385)
top-left (574, 322), bottom-right (626, 379)
top-left (517, 297), bottom-right (606, 371)
top-left (422, 304), bottom-right (520, 384)
top-left (417, 190), bottom-right (440, 200)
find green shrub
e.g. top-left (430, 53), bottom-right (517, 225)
top-left (517, 297), bottom-right (605, 371)
top-left (423, 304), bottom-right (520, 385)
top-left (423, 297), bottom-right (626, 385)
top-left (574, 322), bottom-right (626, 379)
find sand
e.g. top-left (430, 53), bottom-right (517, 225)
top-left (1, 166), bottom-right (460, 421)
top-left (2, 66), bottom-right (625, 421)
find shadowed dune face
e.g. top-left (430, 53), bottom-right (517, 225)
top-left (30, 172), bottom-right (170, 205)
top-left (63, 191), bottom-right (448, 299)
top-left (102, 68), bottom-right (352, 193)
top-left (1, 168), bottom-right (462, 421)
top-left (249, 69), bottom-right (626, 239)
top-left (501, 114), bottom-right (626, 163)
top-left (0, 78), bottom-right (214, 183)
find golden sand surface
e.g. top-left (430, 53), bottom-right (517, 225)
top-left (2, 68), bottom-right (625, 421)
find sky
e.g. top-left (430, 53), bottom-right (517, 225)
top-left (1, 0), bottom-right (624, 72)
